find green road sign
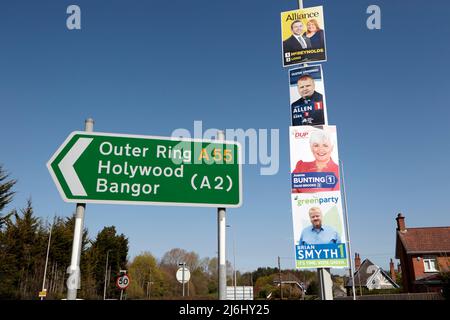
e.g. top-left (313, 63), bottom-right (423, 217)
top-left (47, 131), bottom-right (242, 207)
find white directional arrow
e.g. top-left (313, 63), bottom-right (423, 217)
top-left (58, 137), bottom-right (93, 196)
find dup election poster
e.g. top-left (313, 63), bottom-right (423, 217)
top-left (289, 126), bottom-right (340, 194)
top-left (291, 192), bottom-right (348, 268)
top-left (281, 6), bottom-right (327, 67)
top-left (289, 65), bottom-right (328, 126)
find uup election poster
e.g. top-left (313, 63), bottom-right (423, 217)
top-left (291, 192), bottom-right (348, 268)
top-left (289, 64), bottom-right (328, 126)
top-left (289, 126), bottom-right (340, 194)
top-left (281, 6), bottom-right (327, 67)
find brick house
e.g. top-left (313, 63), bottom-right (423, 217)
top-left (395, 213), bottom-right (450, 293)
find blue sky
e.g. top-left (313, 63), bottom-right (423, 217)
top-left (1, 0), bottom-right (449, 274)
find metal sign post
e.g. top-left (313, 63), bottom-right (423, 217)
top-left (182, 266), bottom-right (185, 297)
top-left (67, 118), bottom-right (93, 300)
top-left (318, 268), bottom-right (333, 300)
top-left (179, 262), bottom-right (186, 297)
top-left (340, 160), bottom-right (357, 300)
top-left (294, 0), bottom-right (334, 300)
top-left (217, 130), bottom-right (227, 300)
top-left (218, 207), bottom-right (226, 300)
top-left (116, 270), bottom-right (130, 300)
top-left (176, 264), bottom-right (190, 297)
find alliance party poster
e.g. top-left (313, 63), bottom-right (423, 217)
top-left (281, 6), bottom-right (327, 67)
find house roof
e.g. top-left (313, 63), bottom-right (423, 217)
top-left (411, 273), bottom-right (444, 286)
top-left (345, 259), bottom-right (399, 289)
top-left (396, 226), bottom-right (450, 256)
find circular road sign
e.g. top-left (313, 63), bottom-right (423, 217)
top-left (176, 267), bottom-right (191, 283)
top-left (116, 274), bottom-right (131, 290)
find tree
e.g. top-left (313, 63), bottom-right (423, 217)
top-left (0, 200), bottom-right (46, 299)
top-left (307, 279), bottom-right (319, 296)
top-left (0, 164), bottom-right (16, 229)
top-left (127, 252), bottom-right (164, 299)
top-left (160, 248), bottom-right (189, 268)
top-left (255, 274), bottom-right (275, 299)
top-left (88, 226), bottom-right (129, 299)
top-left (49, 215), bottom-right (90, 299)
top-left (441, 271), bottom-right (450, 300)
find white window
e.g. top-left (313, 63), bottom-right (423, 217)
top-left (423, 258), bottom-right (438, 272)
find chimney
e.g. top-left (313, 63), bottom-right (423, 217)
top-left (397, 263), bottom-right (401, 274)
top-left (354, 253), bottom-right (361, 270)
top-left (396, 213), bottom-right (406, 232)
top-left (390, 259), bottom-right (396, 282)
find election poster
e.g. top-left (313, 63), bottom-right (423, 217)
top-left (291, 192), bottom-right (348, 268)
top-left (289, 126), bottom-right (340, 194)
top-left (281, 6), bottom-right (327, 67)
top-left (289, 64), bottom-right (328, 126)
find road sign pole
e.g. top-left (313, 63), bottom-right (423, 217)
top-left (67, 118), bottom-right (94, 300)
top-left (218, 209), bottom-right (226, 300)
top-left (340, 160), bottom-right (357, 300)
top-left (217, 130), bottom-right (227, 300)
top-left (182, 266), bottom-right (185, 297)
top-left (318, 268), bottom-right (333, 300)
top-left (295, 0), bottom-right (333, 301)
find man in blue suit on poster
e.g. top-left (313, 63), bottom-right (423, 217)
top-left (299, 207), bottom-right (340, 245)
top-left (283, 20), bottom-right (312, 53)
top-left (291, 74), bottom-right (325, 126)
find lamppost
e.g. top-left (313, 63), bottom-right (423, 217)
top-left (226, 224), bottom-right (236, 300)
top-left (41, 216), bottom-right (55, 300)
top-left (103, 250), bottom-right (112, 300)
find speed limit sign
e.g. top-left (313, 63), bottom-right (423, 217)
top-left (116, 274), bottom-right (130, 290)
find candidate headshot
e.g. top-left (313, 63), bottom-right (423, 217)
top-left (283, 20), bottom-right (312, 53)
top-left (292, 129), bottom-right (340, 193)
top-left (305, 19), bottom-right (325, 49)
top-left (291, 74), bottom-right (325, 126)
top-left (299, 207), bottom-right (341, 245)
